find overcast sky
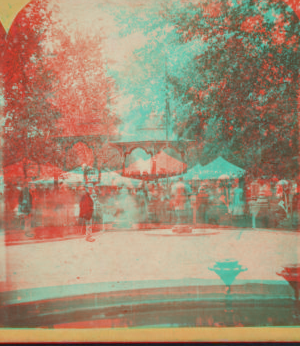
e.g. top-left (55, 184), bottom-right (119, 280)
top-left (45, 0), bottom-right (205, 144)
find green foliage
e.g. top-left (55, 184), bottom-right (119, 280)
top-left (162, 0), bottom-right (300, 178)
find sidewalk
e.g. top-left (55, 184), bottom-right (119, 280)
top-left (5, 221), bottom-right (298, 246)
top-left (4, 222), bottom-right (223, 245)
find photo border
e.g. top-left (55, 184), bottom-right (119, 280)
top-left (1, 0), bottom-right (299, 342)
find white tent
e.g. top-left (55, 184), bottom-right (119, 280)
top-left (31, 178), bottom-right (55, 185)
top-left (195, 157), bottom-right (245, 180)
top-left (100, 170), bottom-right (140, 188)
top-left (0, 175), bottom-right (4, 193)
top-left (58, 167), bottom-right (85, 184)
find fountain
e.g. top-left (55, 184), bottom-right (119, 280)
top-left (172, 225), bottom-right (193, 234)
top-left (277, 265), bottom-right (300, 320)
top-left (209, 259), bottom-right (247, 312)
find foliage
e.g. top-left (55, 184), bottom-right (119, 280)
top-left (3, 0), bottom-right (63, 172)
top-left (161, 0), bottom-right (300, 178)
top-left (47, 28), bottom-right (120, 137)
top-left (3, 0), bottom-right (121, 175)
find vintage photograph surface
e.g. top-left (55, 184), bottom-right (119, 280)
top-left (0, 0), bottom-right (299, 334)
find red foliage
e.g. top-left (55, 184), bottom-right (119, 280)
top-left (283, 0), bottom-right (300, 19)
top-left (0, 21), bottom-right (6, 61)
top-left (45, 28), bottom-right (119, 137)
top-left (3, 0), bottom-right (62, 167)
top-left (240, 15), bottom-right (266, 34)
top-left (271, 15), bottom-right (287, 45)
top-left (202, 1), bottom-right (223, 18)
top-left (66, 142), bottom-right (94, 171)
top-left (66, 142), bottom-right (94, 169)
top-left (4, 0), bottom-right (52, 93)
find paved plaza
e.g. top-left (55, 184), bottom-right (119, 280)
top-left (1, 228), bottom-right (298, 299)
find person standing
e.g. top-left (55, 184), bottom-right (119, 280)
top-left (147, 182), bottom-right (158, 223)
top-left (136, 185), bottom-right (147, 224)
top-left (172, 178), bottom-right (188, 224)
top-left (159, 182), bottom-right (169, 225)
top-left (92, 186), bottom-right (103, 230)
top-left (292, 179), bottom-right (300, 228)
top-left (248, 179), bottom-right (260, 229)
top-left (256, 179), bottom-right (270, 228)
top-left (18, 185), bottom-right (33, 237)
top-left (231, 179), bottom-right (245, 216)
top-left (79, 185), bottom-right (95, 242)
top-left (197, 181), bottom-right (209, 224)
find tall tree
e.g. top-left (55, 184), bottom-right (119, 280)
top-left (44, 25), bottom-right (121, 171)
top-left (162, 0), bottom-right (300, 178)
top-left (0, 22), bottom-right (7, 234)
top-left (0, 21), bottom-right (7, 158)
top-left (3, 0), bottom-right (63, 179)
top-left (47, 29), bottom-right (120, 140)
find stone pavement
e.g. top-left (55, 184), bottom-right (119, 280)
top-left (4, 221), bottom-right (296, 246)
top-left (1, 228), bottom-right (299, 299)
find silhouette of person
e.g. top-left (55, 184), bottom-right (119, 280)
top-left (18, 185), bottom-right (33, 237)
top-left (79, 185), bottom-right (95, 242)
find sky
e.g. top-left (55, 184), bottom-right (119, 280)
top-left (45, 0), bottom-right (205, 143)
top-left (0, 0), bottom-right (205, 165)
top-left (1, 0), bottom-right (299, 160)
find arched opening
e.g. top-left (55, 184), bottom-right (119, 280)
top-left (125, 148), bottom-right (152, 176)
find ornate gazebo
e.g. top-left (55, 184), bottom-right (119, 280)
top-left (54, 134), bottom-right (194, 181)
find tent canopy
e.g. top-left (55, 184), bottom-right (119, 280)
top-left (59, 167), bottom-right (140, 188)
top-left (183, 163), bottom-right (203, 180)
top-left (100, 170), bottom-right (140, 188)
top-left (31, 178), bottom-right (54, 186)
top-left (152, 151), bottom-right (186, 175)
top-left (169, 163), bottom-right (202, 181)
top-left (4, 159), bottom-right (39, 182)
top-left (169, 158), bottom-right (245, 181)
top-left (4, 160), bottom-right (68, 183)
top-left (58, 167), bottom-right (85, 184)
top-left (195, 157), bottom-right (245, 180)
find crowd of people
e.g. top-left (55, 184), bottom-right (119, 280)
top-left (3, 174), bottom-right (299, 241)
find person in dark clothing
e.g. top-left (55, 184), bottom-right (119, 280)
top-left (18, 186), bottom-right (33, 237)
top-left (79, 186), bottom-right (95, 242)
top-left (292, 191), bottom-right (299, 228)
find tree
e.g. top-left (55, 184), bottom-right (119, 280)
top-left (47, 29), bottom-right (120, 140)
top-left (44, 25), bottom-right (122, 172)
top-left (162, 0), bottom-right (300, 178)
top-left (0, 21), bottom-right (6, 228)
top-left (3, 0), bottom-right (63, 179)
top-left (0, 21), bottom-right (7, 160)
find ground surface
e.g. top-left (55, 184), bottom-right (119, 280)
top-left (0, 227), bottom-right (299, 327)
top-left (1, 228), bottom-right (298, 295)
